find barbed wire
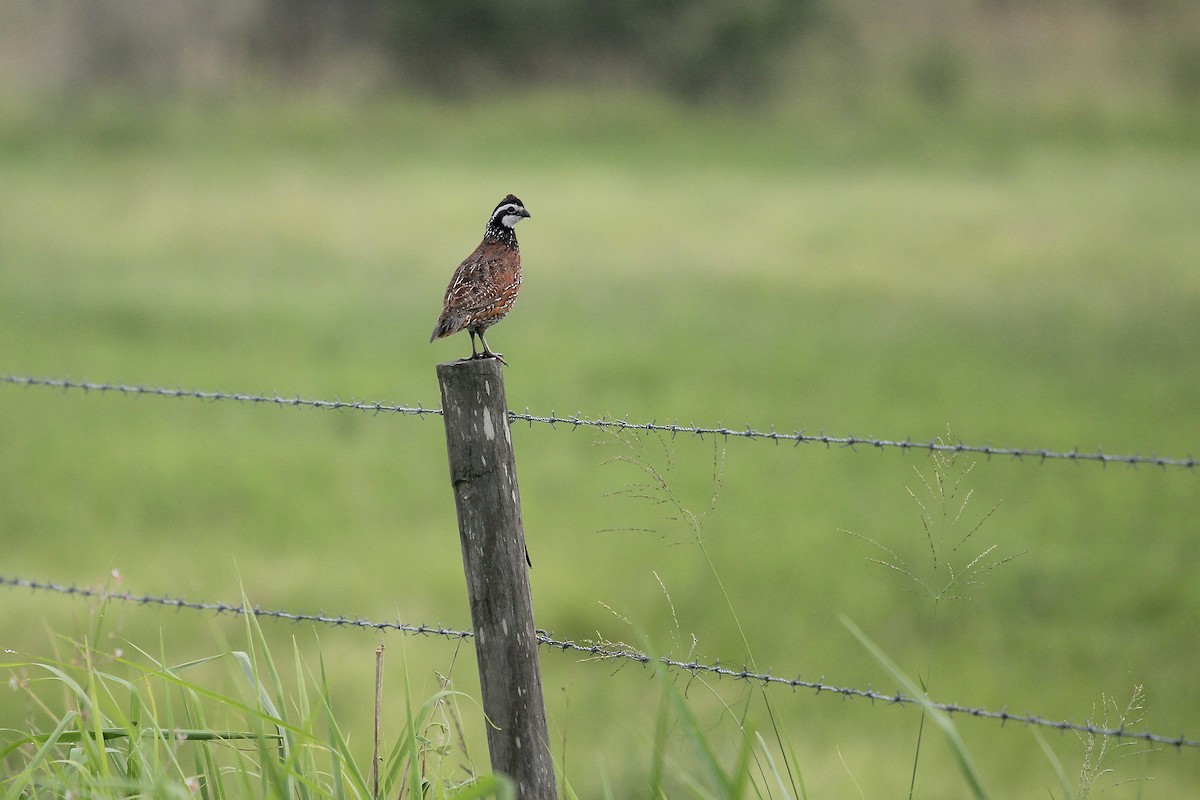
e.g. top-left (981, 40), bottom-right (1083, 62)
top-left (3, 373), bottom-right (1197, 469)
top-left (3, 574), bottom-right (1195, 750)
top-left (0, 374), bottom-right (441, 417)
top-left (0, 575), bottom-right (471, 639)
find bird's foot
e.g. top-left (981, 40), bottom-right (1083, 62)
top-left (458, 352), bottom-right (507, 366)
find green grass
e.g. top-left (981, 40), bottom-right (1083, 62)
top-left (3, 606), bottom-right (825, 800)
top-left (2, 91), bottom-right (1198, 796)
top-left (1, 603), bottom-right (514, 799)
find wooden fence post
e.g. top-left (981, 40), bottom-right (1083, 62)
top-left (436, 358), bottom-right (557, 800)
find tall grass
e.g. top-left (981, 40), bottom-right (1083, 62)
top-left (1, 600), bottom-right (511, 799)
top-left (0, 604), bottom-right (815, 800)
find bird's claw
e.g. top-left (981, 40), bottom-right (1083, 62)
top-left (460, 352), bottom-right (508, 366)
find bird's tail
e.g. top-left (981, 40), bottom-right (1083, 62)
top-left (430, 313), bottom-right (465, 342)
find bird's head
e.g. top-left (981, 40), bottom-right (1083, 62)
top-left (489, 195), bottom-right (531, 230)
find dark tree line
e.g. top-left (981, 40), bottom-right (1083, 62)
top-left (382, 0), bottom-right (816, 98)
top-left (32, 0), bottom-right (817, 99)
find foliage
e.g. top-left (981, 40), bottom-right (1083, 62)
top-left (384, 0), bottom-right (813, 100)
top-left (5, 2), bottom-right (1200, 109)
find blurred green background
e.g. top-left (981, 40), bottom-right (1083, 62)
top-left (2, 1), bottom-right (1199, 796)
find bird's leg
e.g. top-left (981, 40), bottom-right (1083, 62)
top-left (467, 330), bottom-right (481, 359)
top-left (478, 331), bottom-right (507, 365)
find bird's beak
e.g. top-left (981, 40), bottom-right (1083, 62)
top-left (521, 208), bottom-right (532, 219)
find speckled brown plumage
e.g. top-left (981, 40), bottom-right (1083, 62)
top-left (430, 194), bottom-right (531, 363)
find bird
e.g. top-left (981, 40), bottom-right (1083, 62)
top-left (431, 194), bottom-right (531, 364)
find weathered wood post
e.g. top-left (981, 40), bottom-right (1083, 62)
top-left (436, 358), bottom-right (557, 800)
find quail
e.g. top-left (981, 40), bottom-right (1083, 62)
top-left (430, 194), bottom-right (531, 364)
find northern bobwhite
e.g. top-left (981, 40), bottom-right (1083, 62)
top-left (430, 194), bottom-right (531, 364)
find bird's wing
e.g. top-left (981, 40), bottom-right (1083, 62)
top-left (443, 251), bottom-right (511, 313)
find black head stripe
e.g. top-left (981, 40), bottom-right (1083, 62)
top-left (492, 195), bottom-right (524, 216)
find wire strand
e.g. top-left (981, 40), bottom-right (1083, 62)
top-left (4, 373), bottom-right (1196, 469)
top-left (2, 574), bottom-right (1194, 750)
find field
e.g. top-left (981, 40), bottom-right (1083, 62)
top-left (2, 92), bottom-right (1199, 796)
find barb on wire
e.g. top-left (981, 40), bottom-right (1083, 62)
top-left (3, 574), bottom-right (1196, 750)
top-left (3, 373), bottom-right (1196, 469)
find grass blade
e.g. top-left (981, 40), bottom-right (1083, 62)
top-left (842, 616), bottom-right (989, 800)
